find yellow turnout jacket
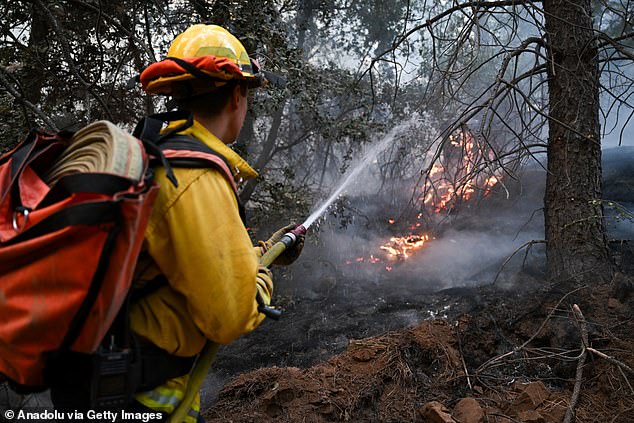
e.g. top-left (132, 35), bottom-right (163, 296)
top-left (130, 120), bottom-right (272, 421)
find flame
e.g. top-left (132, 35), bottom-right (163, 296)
top-left (422, 130), bottom-right (500, 214)
top-left (484, 176), bottom-right (499, 195)
top-left (345, 129), bottom-right (502, 269)
top-left (429, 163), bottom-right (444, 176)
top-left (380, 234), bottom-right (430, 260)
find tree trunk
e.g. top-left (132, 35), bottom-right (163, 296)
top-left (296, 0), bottom-right (315, 56)
top-left (543, 0), bottom-right (612, 283)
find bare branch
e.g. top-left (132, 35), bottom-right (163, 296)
top-left (31, 0), bottom-right (112, 119)
top-left (360, 0), bottom-right (544, 81)
top-left (563, 304), bottom-right (589, 423)
top-left (587, 347), bottom-right (634, 377)
top-left (597, 32), bottom-right (634, 61)
top-left (475, 287), bottom-right (587, 377)
top-left (0, 66), bottom-right (58, 131)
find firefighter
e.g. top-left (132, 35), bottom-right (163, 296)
top-left (108, 24), bottom-right (300, 422)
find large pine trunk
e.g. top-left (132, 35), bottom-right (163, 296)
top-left (543, 0), bottom-right (612, 283)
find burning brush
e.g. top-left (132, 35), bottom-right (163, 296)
top-left (421, 130), bottom-right (501, 214)
top-left (380, 234), bottom-right (430, 260)
top-left (347, 128), bottom-right (503, 269)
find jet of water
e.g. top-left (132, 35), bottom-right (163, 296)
top-left (302, 116), bottom-right (420, 229)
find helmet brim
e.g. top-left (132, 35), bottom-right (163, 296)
top-left (141, 56), bottom-right (283, 96)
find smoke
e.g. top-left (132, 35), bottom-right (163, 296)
top-left (388, 228), bottom-right (544, 287)
top-left (280, 134), bottom-right (634, 306)
top-left (310, 192), bottom-right (543, 283)
top-left (603, 146), bottom-right (634, 240)
top-left (283, 166), bottom-right (548, 306)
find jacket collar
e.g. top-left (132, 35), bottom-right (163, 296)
top-left (166, 119), bottom-right (258, 181)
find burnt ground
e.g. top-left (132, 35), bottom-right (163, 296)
top-left (202, 251), bottom-right (634, 423)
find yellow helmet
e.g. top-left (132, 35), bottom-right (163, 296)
top-left (140, 24), bottom-right (262, 97)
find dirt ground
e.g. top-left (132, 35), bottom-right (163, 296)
top-left (202, 257), bottom-right (634, 422)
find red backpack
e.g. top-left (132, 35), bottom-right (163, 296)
top-left (0, 112), bottom-right (239, 406)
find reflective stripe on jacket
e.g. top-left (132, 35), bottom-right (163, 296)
top-left (135, 375), bottom-right (200, 423)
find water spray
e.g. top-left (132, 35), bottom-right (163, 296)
top-left (259, 134), bottom-right (401, 274)
top-left (263, 116), bottom-right (422, 275)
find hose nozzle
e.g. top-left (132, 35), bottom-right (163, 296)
top-left (279, 224), bottom-right (307, 248)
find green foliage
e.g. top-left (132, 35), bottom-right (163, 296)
top-left (0, 0), bottom-right (393, 228)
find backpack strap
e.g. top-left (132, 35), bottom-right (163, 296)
top-left (133, 111), bottom-right (246, 221)
top-left (158, 134), bottom-right (239, 195)
top-left (1, 130), bottom-right (56, 220)
top-left (157, 134), bottom-right (246, 224)
top-left (133, 111), bottom-right (196, 188)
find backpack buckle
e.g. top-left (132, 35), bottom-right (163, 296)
top-left (12, 206), bottom-right (31, 232)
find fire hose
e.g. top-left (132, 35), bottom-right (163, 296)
top-left (168, 225), bottom-right (307, 423)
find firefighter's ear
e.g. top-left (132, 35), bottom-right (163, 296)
top-left (230, 83), bottom-right (243, 110)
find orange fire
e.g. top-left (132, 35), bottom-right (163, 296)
top-left (345, 129), bottom-right (501, 269)
top-left (421, 130), bottom-right (500, 214)
top-left (380, 234), bottom-right (430, 260)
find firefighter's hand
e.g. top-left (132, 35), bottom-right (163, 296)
top-left (260, 224), bottom-right (305, 266)
top-left (256, 265), bottom-right (274, 303)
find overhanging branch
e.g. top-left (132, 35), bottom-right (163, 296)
top-left (0, 66), bottom-right (59, 131)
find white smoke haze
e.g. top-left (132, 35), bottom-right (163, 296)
top-left (306, 112), bottom-right (440, 205)
top-left (284, 125), bottom-right (634, 304)
top-left (302, 191), bottom-right (546, 287)
top-left (388, 229), bottom-right (544, 286)
top-left (286, 165), bottom-right (550, 303)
